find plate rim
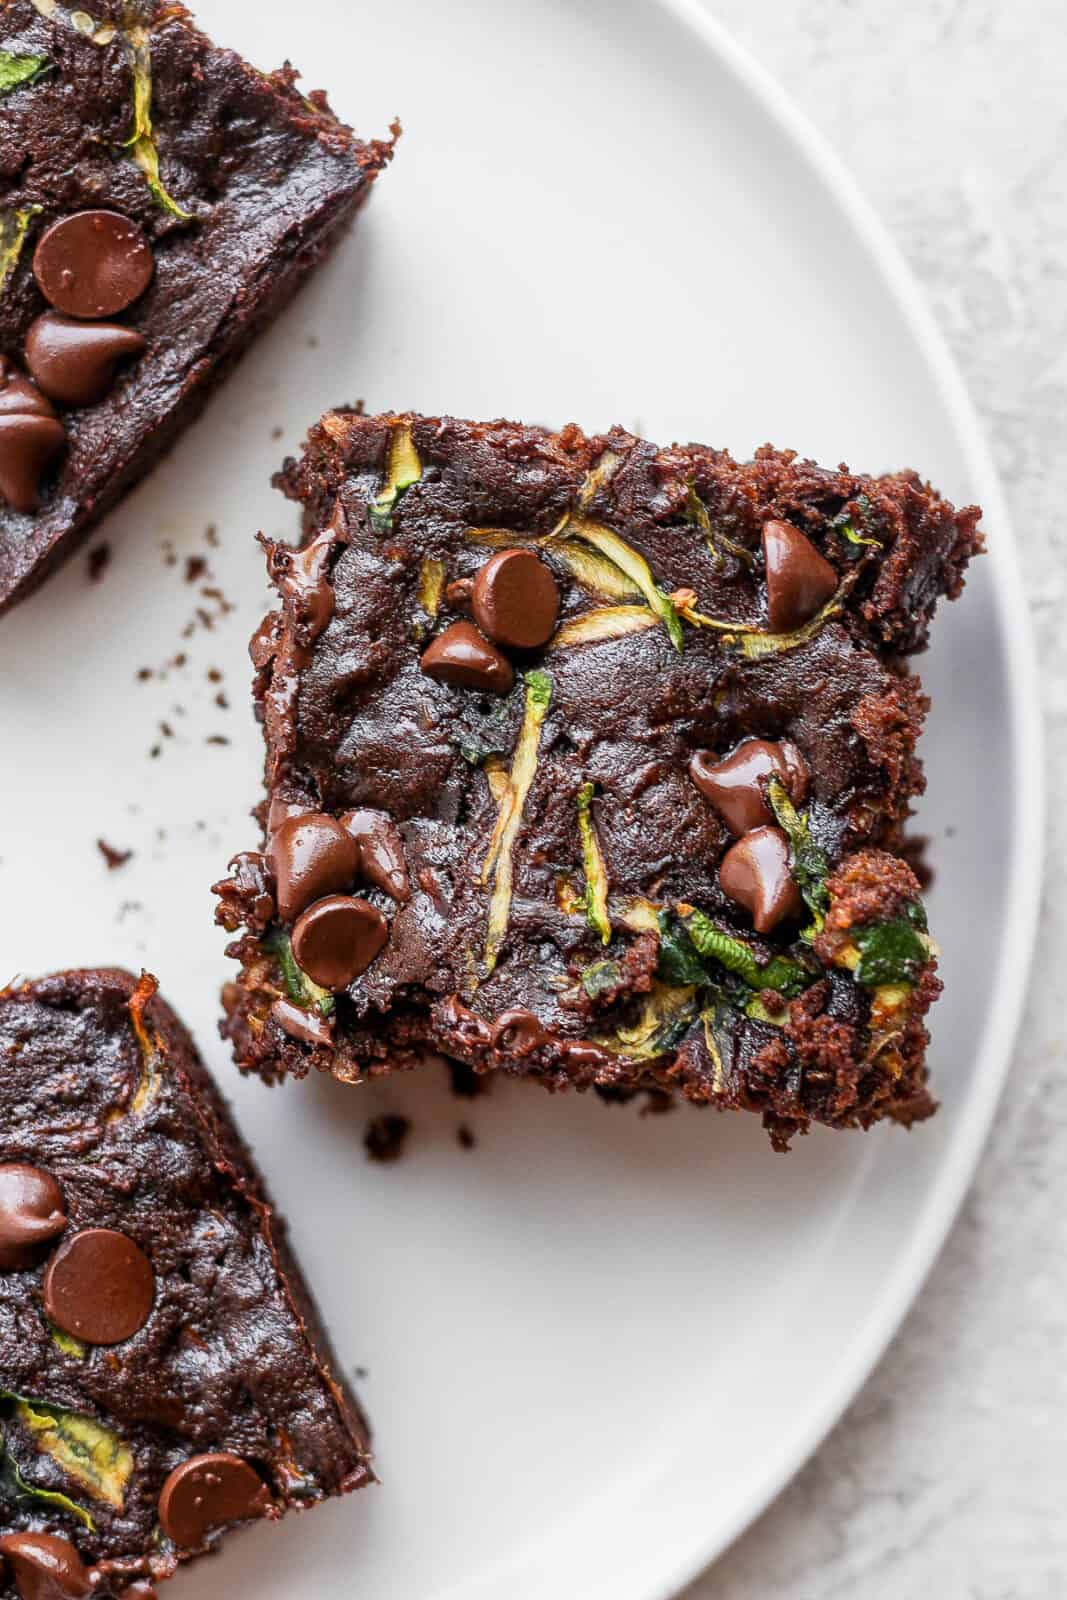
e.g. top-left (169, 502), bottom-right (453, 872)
top-left (638, 3), bottom-right (1045, 1594)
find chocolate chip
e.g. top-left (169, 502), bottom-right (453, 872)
top-left (269, 813), bottom-right (360, 922)
top-left (33, 211), bottom-right (154, 319)
top-left (489, 1007), bottom-right (545, 1057)
top-left (471, 548), bottom-right (559, 650)
top-left (0, 1533), bottom-right (91, 1600)
top-left (266, 797), bottom-right (311, 839)
top-left (43, 1227), bottom-right (155, 1346)
top-left (158, 1453), bottom-right (272, 1548)
top-left (419, 620), bottom-right (514, 695)
top-left (0, 1163), bottom-right (67, 1271)
top-left (762, 520), bottom-right (838, 632)
top-left (24, 313), bottom-right (147, 408)
top-left (689, 738), bottom-right (810, 836)
top-left (719, 825), bottom-right (803, 933)
top-left (0, 358), bottom-right (65, 513)
top-left (271, 997), bottom-right (334, 1047)
top-left (341, 808), bottom-right (411, 902)
top-left (445, 576), bottom-right (474, 611)
top-left (291, 895), bottom-right (389, 990)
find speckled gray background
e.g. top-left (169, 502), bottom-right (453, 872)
top-left (684, 2), bottom-right (1064, 1595)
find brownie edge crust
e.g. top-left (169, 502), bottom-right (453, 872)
top-left (0, 969), bottom-right (372, 1598)
top-left (216, 412), bottom-right (983, 1149)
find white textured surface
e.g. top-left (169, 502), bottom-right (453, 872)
top-left (686, 3), bottom-right (1065, 1595)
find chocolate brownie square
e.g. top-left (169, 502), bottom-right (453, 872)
top-left (215, 412), bottom-right (982, 1149)
top-left (0, 0), bottom-right (394, 614)
top-left (0, 969), bottom-right (372, 1597)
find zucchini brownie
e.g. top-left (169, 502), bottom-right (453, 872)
top-left (0, 969), bottom-right (372, 1597)
top-left (0, 0), bottom-right (394, 614)
top-left (214, 413), bottom-right (982, 1149)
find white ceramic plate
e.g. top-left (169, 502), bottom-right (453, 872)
top-left (0, 1), bottom-right (1041, 1596)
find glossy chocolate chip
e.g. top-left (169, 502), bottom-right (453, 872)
top-left (158, 1453), bottom-right (272, 1548)
top-left (33, 211), bottom-right (154, 319)
top-left (0, 1533), bottom-right (92, 1600)
top-left (719, 825), bottom-right (803, 934)
top-left (341, 808), bottom-right (411, 902)
top-left (445, 576), bottom-right (474, 611)
top-left (271, 997), bottom-right (334, 1047)
top-left (269, 812), bottom-right (360, 922)
top-left (0, 359), bottom-right (56, 419)
top-left (489, 1007), bottom-right (546, 1057)
top-left (471, 548), bottom-right (559, 649)
top-left (0, 1162), bottom-right (67, 1271)
top-left (266, 797), bottom-right (312, 838)
top-left (0, 358), bottom-right (65, 514)
top-left (24, 313), bottom-right (147, 408)
top-left (420, 621), bottom-right (514, 695)
top-left (291, 895), bottom-right (389, 990)
top-left (43, 1227), bottom-right (155, 1346)
top-left (762, 520), bottom-right (838, 632)
top-left (689, 738), bottom-right (809, 836)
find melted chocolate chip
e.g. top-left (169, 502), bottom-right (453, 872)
top-left (419, 621), bottom-right (514, 695)
top-left (719, 825), bottom-right (803, 933)
top-left (33, 211), bottom-right (154, 319)
top-left (271, 997), bottom-right (334, 1047)
top-left (24, 313), bottom-right (147, 408)
top-left (0, 1162), bottom-right (67, 1271)
top-left (471, 548), bottom-right (559, 650)
top-left (267, 522), bottom-right (337, 643)
top-left (341, 808), bottom-right (411, 902)
top-left (43, 1227), bottom-right (155, 1346)
top-left (489, 1007), bottom-right (546, 1057)
top-left (689, 738), bottom-right (809, 836)
top-left (157, 1453), bottom-right (272, 1548)
top-left (269, 813), bottom-right (360, 922)
top-left (0, 358), bottom-right (65, 513)
top-left (0, 1533), bottom-right (92, 1600)
top-left (291, 895), bottom-right (389, 990)
top-left (222, 851), bottom-right (275, 927)
top-left (762, 520), bottom-right (838, 632)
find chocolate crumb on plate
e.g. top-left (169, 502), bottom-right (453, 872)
top-left (96, 838), bottom-right (132, 871)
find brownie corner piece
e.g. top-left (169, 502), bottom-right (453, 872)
top-left (0, 967), bottom-right (372, 1597)
top-left (0, 1), bottom-right (395, 615)
top-left (216, 412), bottom-right (981, 1148)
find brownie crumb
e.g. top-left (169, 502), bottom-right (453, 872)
top-left (136, 666), bottom-right (152, 682)
top-left (456, 1124), bottom-right (476, 1150)
top-left (87, 543), bottom-right (111, 582)
top-left (363, 1114), bottom-right (411, 1163)
top-left (206, 734), bottom-right (230, 746)
top-left (205, 524), bottom-right (220, 548)
top-left (97, 838), bottom-right (132, 871)
top-left (185, 555), bottom-right (208, 584)
top-left (448, 1060), bottom-right (488, 1099)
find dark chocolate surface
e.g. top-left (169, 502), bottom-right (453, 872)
top-left (216, 413), bottom-right (982, 1147)
top-left (0, 0), bottom-right (394, 613)
top-left (0, 969), bottom-right (372, 1596)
